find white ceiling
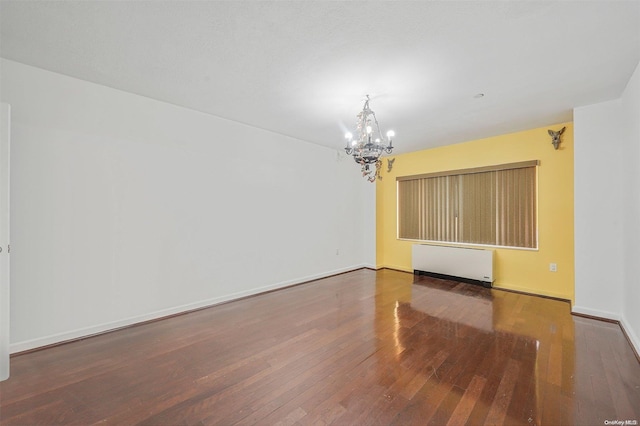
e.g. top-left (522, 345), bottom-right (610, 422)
top-left (1, 1), bottom-right (639, 154)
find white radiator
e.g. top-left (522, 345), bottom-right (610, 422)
top-left (412, 244), bottom-right (494, 284)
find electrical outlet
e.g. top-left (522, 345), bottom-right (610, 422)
top-left (549, 263), bottom-right (557, 272)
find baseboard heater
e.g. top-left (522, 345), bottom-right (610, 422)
top-left (412, 244), bottom-right (494, 288)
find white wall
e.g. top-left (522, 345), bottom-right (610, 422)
top-left (0, 59), bottom-right (376, 352)
top-left (574, 98), bottom-right (624, 318)
top-left (0, 103), bottom-right (10, 380)
top-left (574, 61), bottom-right (640, 353)
top-left (619, 62), bottom-right (640, 353)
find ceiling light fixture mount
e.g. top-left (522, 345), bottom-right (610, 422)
top-left (344, 95), bottom-right (395, 182)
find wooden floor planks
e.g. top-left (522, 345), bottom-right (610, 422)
top-left (1, 268), bottom-right (639, 425)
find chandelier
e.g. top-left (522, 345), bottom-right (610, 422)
top-left (344, 95), bottom-right (395, 182)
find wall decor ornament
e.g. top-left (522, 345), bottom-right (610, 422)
top-left (548, 126), bottom-right (566, 150)
top-left (387, 158), bottom-right (395, 173)
top-left (344, 95), bottom-right (395, 182)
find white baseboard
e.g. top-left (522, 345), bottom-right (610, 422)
top-left (620, 315), bottom-right (640, 357)
top-left (571, 305), bottom-right (621, 321)
top-left (10, 264), bottom-right (371, 354)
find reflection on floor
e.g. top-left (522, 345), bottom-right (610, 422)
top-left (1, 268), bottom-right (639, 425)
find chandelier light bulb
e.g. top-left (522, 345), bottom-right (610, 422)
top-left (345, 132), bottom-right (353, 140)
top-left (366, 126), bottom-right (372, 134)
top-left (387, 130), bottom-right (395, 138)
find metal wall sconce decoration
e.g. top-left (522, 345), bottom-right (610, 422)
top-left (548, 126), bottom-right (566, 150)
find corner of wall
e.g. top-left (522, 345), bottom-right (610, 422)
top-left (621, 314), bottom-right (640, 359)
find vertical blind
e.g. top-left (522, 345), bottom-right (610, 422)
top-left (397, 161), bottom-right (538, 249)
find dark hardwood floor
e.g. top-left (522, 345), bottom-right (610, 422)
top-left (1, 269), bottom-right (639, 425)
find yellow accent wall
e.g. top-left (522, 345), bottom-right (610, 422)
top-left (376, 123), bottom-right (574, 302)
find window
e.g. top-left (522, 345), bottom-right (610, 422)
top-left (397, 161), bottom-right (538, 249)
